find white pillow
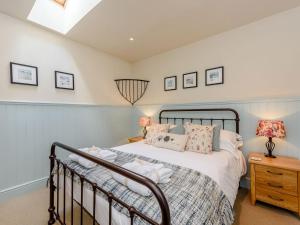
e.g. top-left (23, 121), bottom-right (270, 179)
top-left (145, 123), bottom-right (177, 144)
top-left (146, 123), bottom-right (177, 131)
top-left (152, 132), bottom-right (188, 152)
top-left (220, 130), bottom-right (243, 153)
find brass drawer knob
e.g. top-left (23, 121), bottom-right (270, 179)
top-left (267, 170), bottom-right (283, 175)
top-left (267, 183), bottom-right (283, 188)
top-left (268, 195), bottom-right (284, 202)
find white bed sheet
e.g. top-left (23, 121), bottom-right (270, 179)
top-left (63, 141), bottom-right (246, 225)
top-left (65, 177), bottom-right (129, 225)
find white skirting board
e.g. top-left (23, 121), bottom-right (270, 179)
top-left (0, 177), bottom-right (48, 203)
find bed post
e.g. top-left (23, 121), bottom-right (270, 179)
top-left (48, 144), bottom-right (56, 225)
top-left (236, 119), bottom-right (240, 134)
top-left (231, 109), bottom-right (240, 134)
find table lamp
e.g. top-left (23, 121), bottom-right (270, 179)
top-left (256, 120), bottom-right (286, 158)
top-left (139, 117), bottom-right (151, 138)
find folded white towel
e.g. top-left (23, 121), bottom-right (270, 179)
top-left (69, 146), bottom-right (117, 169)
top-left (113, 173), bottom-right (152, 196)
top-left (132, 159), bottom-right (173, 183)
top-left (156, 168), bottom-right (173, 184)
top-left (78, 157), bottom-right (96, 169)
top-left (112, 158), bottom-right (173, 196)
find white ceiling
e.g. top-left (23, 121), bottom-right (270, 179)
top-left (1, 0), bottom-right (300, 62)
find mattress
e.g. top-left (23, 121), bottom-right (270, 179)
top-left (63, 141), bottom-right (246, 225)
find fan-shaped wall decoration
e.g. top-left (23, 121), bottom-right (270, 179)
top-left (115, 79), bottom-right (149, 105)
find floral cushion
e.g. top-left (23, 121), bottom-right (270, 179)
top-left (145, 123), bottom-right (173, 144)
top-left (184, 122), bottom-right (214, 154)
top-left (151, 132), bottom-right (188, 152)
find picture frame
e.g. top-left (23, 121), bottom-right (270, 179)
top-left (164, 76), bottom-right (177, 91)
top-left (205, 66), bottom-right (224, 86)
top-left (183, 71), bottom-right (198, 89)
top-left (55, 71), bottom-right (75, 90)
top-left (10, 62), bottom-right (38, 86)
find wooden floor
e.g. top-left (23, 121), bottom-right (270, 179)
top-left (0, 188), bottom-right (299, 225)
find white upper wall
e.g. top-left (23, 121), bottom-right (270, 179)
top-left (0, 12), bottom-right (131, 105)
top-left (132, 6), bottom-right (300, 105)
top-left (2, 5), bottom-right (300, 106)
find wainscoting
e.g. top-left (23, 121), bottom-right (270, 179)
top-left (132, 97), bottom-right (300, 187)
top-left (0, 102), bottom-right (133, 202)
top-left (2, 97), bottom-right (300, 201)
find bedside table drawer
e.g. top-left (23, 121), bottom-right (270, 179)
top-left (256, 185), bottom-right (299, 212)
top-left (255, 165), bottom-right (298, 196)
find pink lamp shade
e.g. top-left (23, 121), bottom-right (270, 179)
top-left (139, 117), bottom-right (151, 127)
top-left (256, 120), bottom-right (286, 139)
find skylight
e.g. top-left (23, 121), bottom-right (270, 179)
top-left (27, 0), bottom-right (102, 35)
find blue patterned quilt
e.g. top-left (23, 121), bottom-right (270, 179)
top-left (60, 149), bottom-right (234, 225)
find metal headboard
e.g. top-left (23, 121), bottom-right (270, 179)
top-left (159, 108), bottom-right (240, 134)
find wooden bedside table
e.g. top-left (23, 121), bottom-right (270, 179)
top-left (249, 152), bottom-right (300, 215)
top-left (128, 136), bottom-right (144, 143)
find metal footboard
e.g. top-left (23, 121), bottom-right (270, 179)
top-left (48, 142), bottom-right (171, 225)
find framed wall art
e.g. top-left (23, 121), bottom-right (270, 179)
top-left (164, 76), bottom-right (177, 91)
top-left (183, 71), bottom-right (197, 89)
top-left (205, 66), bottom-right (224, 86)
top-left (55, 71), bottom-right (75, 90)
top-left (10, 62), bottom-right (38, 86)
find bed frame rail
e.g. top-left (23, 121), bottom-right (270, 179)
top-left (159, 108), bottom-right (240, 133)
top-left (48, 142), bottom-right (171, 225)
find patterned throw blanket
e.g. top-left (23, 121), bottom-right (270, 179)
top-left (60, 149), bottom-right (234, 225)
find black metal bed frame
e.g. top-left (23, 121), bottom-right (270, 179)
top-left (48, 108), bottom-right (240, 225)
top-left (159, 108), bottom-right (240, 133)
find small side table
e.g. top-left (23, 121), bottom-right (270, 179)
top-left (128, 136), bottom-right (144, 143)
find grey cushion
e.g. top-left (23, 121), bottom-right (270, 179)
top-left (212, 124), bottom-right (221, 151)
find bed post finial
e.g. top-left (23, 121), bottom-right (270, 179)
top-left (48, 143), bottom-right (57, 225)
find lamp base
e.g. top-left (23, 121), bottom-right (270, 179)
top-left (265, 137), bottom-right (276, 158)
top-left (264, 152), bottom-right (276, 158)
top-left (142, 127), bottom-right (147, 138)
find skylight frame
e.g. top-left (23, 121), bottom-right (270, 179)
top-left (53, 0), bottom-right (67, 7)
top-left (27, 0), bottom-right (102, 35)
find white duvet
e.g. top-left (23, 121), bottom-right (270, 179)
top-left (63, 141), bottom-right (246, 225)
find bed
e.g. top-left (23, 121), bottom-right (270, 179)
top-left (48, 108), bottom-right (245, 225)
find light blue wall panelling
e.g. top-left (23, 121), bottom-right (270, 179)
top-left (2, 97), bottom-right (300, 200)
top-left (132, 98), bottom-right (300, 186)
top-left (0, 102), bottom-right (133, 201)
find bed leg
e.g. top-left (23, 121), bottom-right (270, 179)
top-left (48, 145), bottom-right (56, 225)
